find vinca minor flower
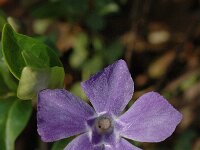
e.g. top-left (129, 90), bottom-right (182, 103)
top-left (37, 59), bottom-right (182, 150)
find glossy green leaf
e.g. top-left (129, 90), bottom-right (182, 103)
top-left (0, 44), bottom-right (17, 93)
top-left (0, 98), bottom-right (14, 150)
top-left (0, 61), bottom-right (18, 93)
top-left (17, 66), bottom-right (64, 100)
top-left (51, 137), bottom-right (74, 150)
top-left (0, 97), bottom-right (32, 150)
top-left (2, 24), bottom-right (62, 79)
top-left (21, 49), bottom-right (49, 68)
top-left (0, 44), bottom-right (8, 95)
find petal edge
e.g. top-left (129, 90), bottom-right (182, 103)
top-left (37, 89), bottom-right (95, 142)
top-left (119, 92), bottom-right (182, 142)
top-left (81, 59), bottom-right (134, 116)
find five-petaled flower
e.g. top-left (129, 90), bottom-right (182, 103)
top-left (37, 59), bottom-right (182, 150)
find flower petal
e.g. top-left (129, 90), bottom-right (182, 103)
top-left (119, 92), bottom-right (182, 142)
top-left (64, 134), bottom-right (104, 150)
top-left (81, 59), bottom-right (134, 116)
top-left (37, 89), bottom-right (95, 142)
top-left (105, 138), bottom-right (142, 150)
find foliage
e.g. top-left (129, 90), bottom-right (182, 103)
top-left (0, 22), bottom-right (65, 149)
top-left (0, 97), bottom-right (32, 150)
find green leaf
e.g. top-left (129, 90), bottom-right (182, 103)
top-left (82, 55), bottom-right (103, 80)
top-left (86, 13), bottom-right (105, 31)
top-left (0, 98), bottom-right (14, 150)
top-left (0, 43), bottom-right (17, 93)
top-left (70, 82), bottom-right (87, 100)
top-left (103, 41), bottom-right (123, 63)
top-left (2, 24), bottom-right (62, 79)
top-left (51, 137), bottom-right (74, 150)
top-left (17, 66), bottom-right (64, 100)
top-left (17, 67), bottom-right (50, 100)
top-left (0, 42), bottom-right (3, 58)
top-left (92, 36), bottom-right (103, 51)
top-left (21, 49), bottom-right (49, 68)
top-left (0, 73), bottom-right (9, 95)
top-left (69, 33), bottom-right (88, 68)
top-left (48, 66), bottom-right (65, 89)
top-left (0, 97), bottom-right (32, 150)
top-left (0, 61), bottom-right (18, 92)
top-left (31, 0), bottom-right (88, 20)
top-left (175, 129), bottom-right (198, 150)
top-left (99, 3), bottom-right (119, 15)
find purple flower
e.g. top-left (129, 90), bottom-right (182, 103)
top-left (37, 59), bottom-right (182, 150)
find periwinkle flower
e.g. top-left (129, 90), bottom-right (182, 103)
top-left (37, 59), bottom-right (182, 150)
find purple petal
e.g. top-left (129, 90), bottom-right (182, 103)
top-left (119, 92), bottom-right (182, 142)
top-left (105, 138), bottom-right (142, 150)
top-left (81, 59), bottom-right (134, 116)
top-left (64, 133), bottom-right (104, 150)
top-left (37, 89), bottom-right (95, 142)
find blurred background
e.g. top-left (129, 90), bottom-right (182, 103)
top-left (0, 0), bottom-right (200, 150)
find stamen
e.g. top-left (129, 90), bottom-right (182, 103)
top-left (96, 117), bottom-right (113, 133)
top-left (98, 118), bottom-right (111, 130)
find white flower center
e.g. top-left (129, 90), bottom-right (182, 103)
top-left (96, 117), bottom-right (112, 133)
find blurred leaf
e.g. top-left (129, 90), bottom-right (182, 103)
top-left (69, 33), bottom-right (88, 68)
top-left (17, 66), bottom-right (64, 100)
top-left (70, 82), bottom-right (87, 100)
top-left (0, 9), bottom-right (7, 32)
top-left (0, 42), bottom-right (2, 58)
top-left (99, 3), bottom-right (119, 15)
top-left (48, 66), bottom-right (65, 89)
top-left (82, 55), bottom-right (103, 80)
top-left (103, 41), bottom-right (123, 63)
top-left (180, 73), bottom-right (199, 91)
top-left (31, 1), bottom-right (65, 18)
top-left (175, 129), bottom-right (198, 150)
top-left (51, 137), bottom-right (74, 150)
top-left (33, 19), bottom-right (51, 34)
top-left (86, 13), bottom-right (105, 31)
top-left (92, 36), bottom-right (103, 51)
top-left (2, 24), bottom-right (62, 79)
top-left (0, 97), bottom-right (32, 150)
top-left (94, 0), bottom-right (119, 15)
top-left (31, 0), bottom-right (88, 20)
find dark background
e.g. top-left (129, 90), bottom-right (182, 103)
top-left (0, 0), bottom-right (200, 149)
